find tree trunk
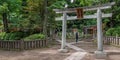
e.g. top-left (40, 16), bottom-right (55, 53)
top-left (43, 0), bottom-right (47, 38)
top-left (2, 13), bottom-right (9, 32)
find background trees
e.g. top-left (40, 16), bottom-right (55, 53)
top-left (0, 0), bottom-right (22, 33)
top-left (0, 0), bottom-right (120, 40)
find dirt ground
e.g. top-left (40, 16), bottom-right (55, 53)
top-left (73, 40), bottom-right (120, 60)
top-left (81, 53), bottom-right (120, 60)
top-left (0, 40), bottom-right (120, 60)
top-left (0, 44), bottom-right (75, 60)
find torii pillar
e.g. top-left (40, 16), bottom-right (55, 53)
top-left (58, 12), bottom-right (68, 53)
top-left (95, 8), bottom-right (107, 59)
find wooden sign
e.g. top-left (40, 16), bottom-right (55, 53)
top-left (76, 8), bottom-right (84, 19)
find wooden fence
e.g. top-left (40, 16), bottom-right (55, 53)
top-left (104, 36), bottom-right (120, 46)
top-left (0, 40), bottom-right (48, 51)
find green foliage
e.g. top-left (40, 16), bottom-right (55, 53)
top-left (24, 34), bottom-right (45, 41)
top-left (0, 32), bottom-right (6, 40)
top-left (111, 0), bottom-right (120, 27)
top-left (50, 0), bottom-right (66, 9)
top-left (106, 27), bottom-right (120, 36)
top-left (3, 33), bottom-right (10, 40)
top-left (0, 3), bottom-right (9, 14)
top-left (0, 32), bottom-right (24, 40)
top-left (105, 28), bottom-right (114, 36)
top-left (0, 0), bottom-right (119, 39)
top-left (72, 25), bottom-right (77, 28)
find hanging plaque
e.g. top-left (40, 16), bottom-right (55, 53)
top-left (76, 8), bottom-right (84, 19)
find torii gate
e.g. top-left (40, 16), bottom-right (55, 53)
top-left (53, 2), bottom-right (115, 58)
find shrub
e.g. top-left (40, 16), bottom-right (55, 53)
top-left (105, 27), bottom-right (120, 36)
top-left (105, 28), bottom-right (114, 36)
top-left (4, 33), bottom-right (11, 40)
top-left (0, 32), bottom-right (24, 40)
top-left (0, 32), bottom-right (6, 40)
top-left (24, 34), bottom-right (45, 41)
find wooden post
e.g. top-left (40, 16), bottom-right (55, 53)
top-left (20, 40), bottom-right (24, 50)
top-left (119, 38), bottom-right (120, 46)
top-left (116, 34), bottom-right (118, 46)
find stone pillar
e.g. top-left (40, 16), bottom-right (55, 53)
top-left (58, 12), bottom-right (68, 53)
top-left (97, 9), bottom-right (103, 51)
top-left (95, 8), bottom-right (107, 59)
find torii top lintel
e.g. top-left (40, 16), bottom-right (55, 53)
top-left (53, 2), bottom-right (115, 14)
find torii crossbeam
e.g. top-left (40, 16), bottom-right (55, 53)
top-left (55, 13), bottom-right (112, 20)
top-left (53, 2), bottom-right (115, 59)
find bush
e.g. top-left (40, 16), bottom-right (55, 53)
top-left (4, 33), bottom-right (11, 40)
top-left (24, 34), bottom-right (45, 41)
top-left (0, 32), bottom-right (24, 40)
top-left (105, 28), bottom-right (114, 36)
top-left (105, 27), bottom-right (120, 36)
top-left (0, 32), bottom-right (6, 40)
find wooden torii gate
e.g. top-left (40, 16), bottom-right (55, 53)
top-left (53, 2), bottom-right (115, 59)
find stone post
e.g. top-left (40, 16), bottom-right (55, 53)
top-left (58, 12), bottom-right (68, 53)
top-left (95, 8), bottom-right (107, 59)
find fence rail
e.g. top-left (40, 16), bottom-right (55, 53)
top-left (104, 36), bottom-right (120, 46)
top-left (0, 40), bottom-right (48, 51)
